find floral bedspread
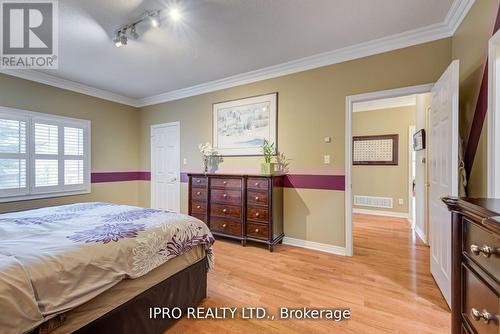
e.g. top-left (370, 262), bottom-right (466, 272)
top-left (0, 202), bottom-right (214, 334)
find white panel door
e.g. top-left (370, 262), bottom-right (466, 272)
top-left (151, 123), bottom-right (180, 212)
top-left (428, 60), bottom-right (459, 308)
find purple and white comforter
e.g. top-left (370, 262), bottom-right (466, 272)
top-left (0, 203), bottom-right (214, 333)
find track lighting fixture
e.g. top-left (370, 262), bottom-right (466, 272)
top-left (112, 7), bottom-right (182, 47)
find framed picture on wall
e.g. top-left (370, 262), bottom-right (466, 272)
top-left (413, 129), bottom-right (426, 151)
top-left (353, 134), bottom-right (399, 165)
top-left (213, 93), bottom-right (278, 156)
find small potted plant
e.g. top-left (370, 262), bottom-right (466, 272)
top-left (260, 139), bottom-right (275, 175)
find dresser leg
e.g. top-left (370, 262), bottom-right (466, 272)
top-left (241, 239), bottom-right (246, 247)
top-left (268, 244), bottom-right (274, 252)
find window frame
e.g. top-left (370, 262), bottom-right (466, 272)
top-left (0, 106), bottom-right (91, 202)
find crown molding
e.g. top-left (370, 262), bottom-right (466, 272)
top-left (0, 0), bottom-right (474, 108)
top-left (0, 69), bottom-right (138, 107)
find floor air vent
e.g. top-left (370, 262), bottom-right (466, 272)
top-left (354, 195), bottom-right (393, 209)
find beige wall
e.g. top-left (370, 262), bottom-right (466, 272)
top-left (139, 39), bottom-right (451, 247)
top-left (352, 106), bottom-right (416, 214)
top-left (452, 0), bottom-right (500, 196)
top-left (0, 74), bottom-right (141, 213)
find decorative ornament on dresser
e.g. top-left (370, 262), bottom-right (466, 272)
top-left (198, 142), bottom-right (223, 174)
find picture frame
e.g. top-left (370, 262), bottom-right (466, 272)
top-left (353, 134), bottom-right (399, 165)
top-left (413, 129), bottom-right (426, 151)
top-left (213, 93), bottom-right (278, 156)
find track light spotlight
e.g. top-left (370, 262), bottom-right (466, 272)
top-left (113, 32), bottom-right (127, 48)
top-left (129, 25), bottom-right (139, 40)
top-left (149, 15), bottom-right (159, 28)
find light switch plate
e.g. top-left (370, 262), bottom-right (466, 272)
top-left (183, 158), bottom-right (188, 165)
top-left (324, 136), bottom-right (331, 143)
top-left (398, 198), bottom-right (404, 205)
top-left (324, 155), bottom-right (331, 164)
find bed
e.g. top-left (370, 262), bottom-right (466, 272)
top-left (0, 202), bottom-right (214, 334)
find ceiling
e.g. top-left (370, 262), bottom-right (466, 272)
top-left (2, 0), bottom-right (474, 106)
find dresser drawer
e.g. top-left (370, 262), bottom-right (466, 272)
top-left (463, 218), bottom-right (500, 278)
top-left (211, 177), bottom-right (242, 189)
top-left (247, 177), bottom-right (269, 191)
top-left (210, 218), bottom-right (242, 236)
top-left (210, 189), bottom-right (242, 205)
top-left (210, 204), bottom-right (242, 219)
top-left (191, 201), bottom-right (207, 214)
top-left (247, 190), bottom-right (269, 206)
top-left (247, 207), bottom-right (269, 223)
top-left (191, 176), bottom-right (207, 188)
top-left (246, 222), bottom-right (268, 240)
top-left (192, 188), bottom-right (207, 201)
top-left (462, 265), bottom-right (499, 334)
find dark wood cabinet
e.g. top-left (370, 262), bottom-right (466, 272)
top-left (188, 173), bottom-right (285, 251)
top-left (443, 197), bottom-right (500, 334)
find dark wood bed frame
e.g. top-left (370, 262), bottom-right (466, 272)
top-left (40, 256), bottom-right (208, 334)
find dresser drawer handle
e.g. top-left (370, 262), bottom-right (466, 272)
top-left (223, 193), bottom-right (228, 198)
top-left (255, 228), bottom-right (259, 233)
top-left (222, 208), bottom-right (227, 213)
top-left (196, 179), bottom-right (201, 183)
top-left (471, 308), bottom-right (494, 324)
top-left (255, 212), bottom-right (260, 217)
top-left (196, 205), bottom-right (201, 209)
top-left (255, 182), bottom-right (259, 187)
top-left (196, 191), bottom-right (201, 196)
top-left (222, 224), bottom-right (227, 228)
top-left (255, 197), bottom-right (259, 201)
top-left (223, 181), bottom-right (227, 185)
top-left (470, 244), bottom-right (496, 258)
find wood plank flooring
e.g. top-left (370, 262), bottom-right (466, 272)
top-left (167, 214), bottom-right (450, 333)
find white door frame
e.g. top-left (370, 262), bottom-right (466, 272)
top-left (487, 29), bottom-right (500, 198)
top-left (150, 121), bottom-right (181, 211)
top-left (345, 84), bottom-right (434, 256)
top-left (408, 125), bottom-right (416, 227)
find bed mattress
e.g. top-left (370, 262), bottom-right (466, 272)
top-left (0, 203), bottom-right (214, 334)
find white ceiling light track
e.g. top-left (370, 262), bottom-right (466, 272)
top-left (113, 7), bottom-right (181, 47)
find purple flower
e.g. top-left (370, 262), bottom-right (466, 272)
top-left (57, 202), bottom-right (116, 213)
top-left (103, 208), bottom-right (163, 223)
top-left (68, 222), bottom-right (146, 244)
top-left (1, 214), bottom-right (76, 225)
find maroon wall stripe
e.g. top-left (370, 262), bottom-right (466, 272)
top-left (91, 172), bottom-right (345, 191)
top-left (464, 5), bottom-right (500, 180)
top-left (91, 172), bottom-right (142, 183)
top-left (283, 174), bottom-right (345, 190)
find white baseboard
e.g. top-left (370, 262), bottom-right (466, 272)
top-left (282, 237), bottom-right (346, 256)
top-left (353, 208), bottom-right (409, 219)
top-left (414, 225), bottom-right (428, 244)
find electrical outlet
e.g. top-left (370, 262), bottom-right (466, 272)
top-left (183, 158), bottom-right (188, 165)
top-left (324, 155), bottom-right (331, 164)
top-left (324, 136), bottom-right (331, 143)
top-left (398, 198), bottom-right (404, 205)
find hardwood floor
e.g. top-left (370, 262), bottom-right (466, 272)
top-left (168, 214), bottom-right (451, 333)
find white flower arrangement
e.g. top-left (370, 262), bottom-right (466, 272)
top-left (198, 142), bottom-right (217, 157)
top-left (198, 142), bottom-right (223, 173)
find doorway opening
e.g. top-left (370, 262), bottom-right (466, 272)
top-left (345, 61), bottom-right (460, 309)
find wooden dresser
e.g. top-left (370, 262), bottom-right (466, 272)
top-left (188, 173), bottom-right (284, 251)
top-left (443, 197), bottom-right (500, 334)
